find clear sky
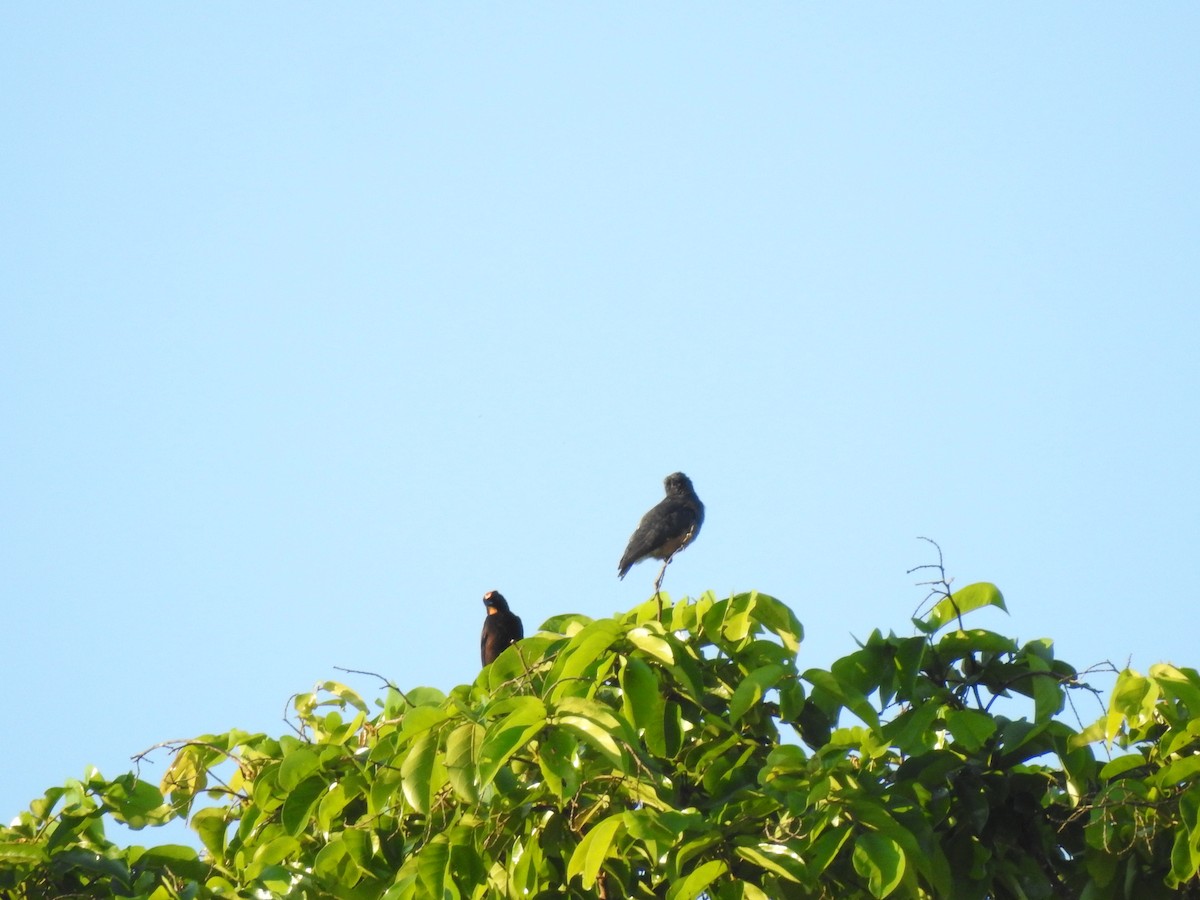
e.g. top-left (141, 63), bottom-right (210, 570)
top-left (3, 5), bottom-right (1198, 831)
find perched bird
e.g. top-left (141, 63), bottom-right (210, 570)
top-left (618, 472), bottom-right (705, 582)
top-left (480, 590), bottom-right (524, 666)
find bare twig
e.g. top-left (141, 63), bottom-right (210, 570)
top-left (334, 666), bottom-right (410, 706)
top-left (909, 537), bottom-right (962, 629)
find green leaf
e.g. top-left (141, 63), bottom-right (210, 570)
top-left (803, 667), bottom-right (881, 732)
top-left (478, 697), bottom-right (546, 788)
top-left (831, 647), bottom-right (888, 699)
top-left (621, 656), bottom-right (667, 756)
top-left (315, 681), bottom-right (370, 713)
top-left (248, 834), bottom-right (301, 877)
top-left (400, 731), bottom-right (437, 814)
top-left (403, 686), bottom-right (447, 708)
top-left (277, 746), bottom-right (321, 792)
top-left (538, 726), bottom-right (579, 800)
top-left (540, 612), bottom-right (595, 633)
top-left (131, 844), bottom-right (207, 881)
top-left (190, 806), bottom-right (227, 856)
top-left (45, 848), bottom-right (131, 887)
top-left (883, 700), bottom-right (940, 755)
top-left (1171, 825), bottom-right (1194, 886)
top-left (806, 826), bottom-right (852, 878)
top-left (416, 836), bottom-right (450, 899)
top-left (1106, 671), bottom-right (1155, 740)
top-left (852, 832), bottom-right (905, 898)
top-left (628, 626), bottom-right (675, 664)
top-left (397, 705), bottom-right (449, 739)
top-left (730, 664), bottom-right (785, 723)
top-left (100, 775), bottom-right (168, 828)
top-left (703, 594), bottom-right (755, 646)
top-left (1098, 753), bottom-right (1146, 780)
top-left (748, 592), bottom-right (805, 653)
top-left (343, 827), bottom-right (372, 868)
top-left (1152, 663), bottom-right (1200, 720)
top-left (485, 636), bottom-right (551, 689)
top-left (934, 628), bottom-right (1018, 660)
top-left (0, 841), bottom-right (46, 864)
top-left (314, 836), bottom-right (358, 886)
top-left (445, 722), bottom-right (484, 803)
top-left (922, 583), bottom-right (1007, 632)
top-left (281, 774), bottom-right (326, 836)
top-left (566, 813), bottom-right (625, 888)
top-left (316, 780), bottom-right (354, 833)
top-left (734, 841), bottom-right (807, 883)
top-left (1154, 755), bottom-right (1200, 789)
top-left (944, 708), bottom-right (998, 752)
top-left (996, 718), bottom-right (1051, 762)
top-left (553, 696), bottom-right (629, 766)
top-left (549, 619), bottom-right (625, 687)
top-left (666, 858), bottom-right (728, 900)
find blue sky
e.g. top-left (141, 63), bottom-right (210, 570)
top-left (2, 5), bottom-right (1198, 831)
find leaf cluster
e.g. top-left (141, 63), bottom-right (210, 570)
top-left (3, 587), bottom-right (1200, 898)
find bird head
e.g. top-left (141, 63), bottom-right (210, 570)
top-left (664, 472), bottom-right (694, 495)
top-left (483, 590), bottom-right (509, 613)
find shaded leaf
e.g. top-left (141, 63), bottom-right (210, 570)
top-left (852, 832), bottom-right (905, 898)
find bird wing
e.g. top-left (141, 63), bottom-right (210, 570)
top-left (482, 613), bottom-right (523, 666)
top-left (619, 500), bottom-right (699, 575)
top-left (481, 619), bottom-right (494, 666)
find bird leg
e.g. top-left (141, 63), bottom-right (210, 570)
top-left (653, 559), bottom-right (670, 620)
top-left (652, 525), bottom-right (696, 621)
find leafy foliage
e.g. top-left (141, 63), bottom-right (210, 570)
top-left (4, 586), bottom-right (1200, 898)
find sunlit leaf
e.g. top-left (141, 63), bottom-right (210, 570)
top-left (734, 841), bottom-right (807, 882)
top-left (666, 858), bottom-right (728, 900)
top-left (852, 832), bottom-right (905, 898)
top-left (549, 619), bottom-right (625, 686)
top-left (628, 626), bottom-right (675, 664)
top-left (883, 700), bottom-right (940, 755)
top-left (478, 697), bottom-right (546, 788)
top-left (730, 664), bottom-right (785, 723)
top-left (621, 656), bottom-right (667, 755)
top-left (553, 696), bottom-right (628, 767)
top-left (277, 747), bottom-right (321, 792)
top-left (566, 814), bottom-right (624, 888)
top-left (445, 722), bottom-right (484, 803)
top-left (0, 841), bottom-right (45, 864)
top-left (400, 732), bottom-right (437, 814)
top-left (416, 836), bottom-right (450, 899)
top-left (943, 708), bottom-right (997, 752)
top-left (803, 667), bottom-right (881, 732)
top-left (314, 681), bottom-right (370, 714)
top-left (748, 592), bottom-right (804, 652)
top-left (921, 583), bottom-right (1007, 632)
top-left (190, 806), bottom-right (227, 857)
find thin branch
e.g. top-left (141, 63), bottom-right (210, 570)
top-left (334, 666), bottom-right (400, 693)
top-left (334, 666), bottom-right (411, 706)
top-left (909, 537), bottom-right (962, 629)
top-left (282, 693), bottom-right (307, 739)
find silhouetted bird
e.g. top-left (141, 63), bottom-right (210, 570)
top-left (618, 472), bottom-right (705, 581)
top-left (481, 590), bottom-right (524, 666)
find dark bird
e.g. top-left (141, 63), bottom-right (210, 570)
top-left (618, 472), bottom-right (705, 586)
top-left (481, 590), bottom-right (524, 666)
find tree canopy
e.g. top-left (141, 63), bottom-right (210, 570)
top-left (3, 582), bottom-right (1200, 898)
